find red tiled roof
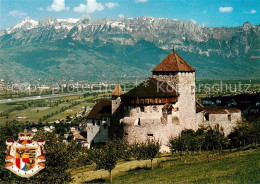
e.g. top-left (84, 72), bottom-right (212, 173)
top-left (152, 50), bottom-right (196, 72)
top-left (111, 84), bottom-right (124, 96)
top-left (73, 133), bottom-right (86, 140)
top-left (86, 100), bottom-right (111, 120)
top-left (122, 77), bottom-right (179, 98)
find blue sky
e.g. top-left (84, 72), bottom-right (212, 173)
top-left (0, 0), bottom-right (259, 29)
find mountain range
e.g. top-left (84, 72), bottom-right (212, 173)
top-left (0, 15), bottom-right (259, 82)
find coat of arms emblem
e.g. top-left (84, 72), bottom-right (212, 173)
top-left (5, 129), bottom-right (46, 178)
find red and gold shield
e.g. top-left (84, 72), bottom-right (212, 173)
top-left (5, 130), bottom-right (46, 178)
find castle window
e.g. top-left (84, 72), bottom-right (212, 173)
top-left (147, 134), bottom-right (154, 140)
top-left (140, 106), bottom-right (144, 112)
top-left (92, 120), bottom-right (95, 125)
top-left (97, 121), bottom-right (101, 126)
top-left (228, 114), bottom-right (231, 121)
top-left (204, 113), bottom-right (209, 121)
top-left (191, 86), bottom-right (195, 95)
top-left (153, 106), bottom-right (157, 111)
top-left (138, 118), bottom-right (141, 126)
top-left (103, 123), bottom-right (107, 129)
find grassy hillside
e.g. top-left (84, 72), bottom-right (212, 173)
top-left (72, 148), bottom-right (260, 184)
top-left (113, 149), bottom-right (260, 183)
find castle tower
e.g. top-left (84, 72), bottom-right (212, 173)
top-left (111, 84), bottom-right (125, 114)
top-left (151, 49), bottom-right (197, 130)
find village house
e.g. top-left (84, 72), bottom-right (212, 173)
top-left (82, 49), bottom-right (242, 152)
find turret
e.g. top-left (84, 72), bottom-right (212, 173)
top-left (111, 84), bottom-right (124, 114)
top-left (151, 48), bottom-right (197, 130)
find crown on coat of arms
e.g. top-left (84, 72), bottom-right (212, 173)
top-left (18, 129), bottom-right (33, 140)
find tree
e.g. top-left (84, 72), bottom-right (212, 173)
top-left (0, 122), bottom-right (20, 182)
top-left (228, 120), bottom-right (260, 148)
top-left (144, 140), bottom-right (160, 169)
top-left (170, 129), bottom-right (197, 154)
top-left (203, 126), bottom-right (226, 151)
top-left (31, 130), bottom-right (73, 183)
top-left (66, 115), bottom-right (71, 121)
top-left (90, 139), bottom-right (124, 183)
top-left (195, 127), bottom-right (206, 152)
top-left (169, 136), bottom-right (183, 154)
top-left (180, 129), bottom-right (196, 153)
top-left (132, 140), bottom-right (160, 170)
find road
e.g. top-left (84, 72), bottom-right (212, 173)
top-left (0, 92), bottom-right (87, 104)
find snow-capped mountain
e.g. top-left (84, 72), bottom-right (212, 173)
top-left (0, 16), bottom-right (259, 82)
top-left (5, 17), bottom-right (39, 34)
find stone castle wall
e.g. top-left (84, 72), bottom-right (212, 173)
top-left (122, 104), bottom-right (179, 118)
top-left (153, 72), bottom-right (197, 130)
top-left (196, 112), bottom-right (242, 135)
top-left (121, 117), bottom-right (183, 152)
top-left (86, 117), bottom-right (110, 143)
top-left (120, 102), bottom-right (182, 152)
top-left (112, 97), bottom-right (121, 114)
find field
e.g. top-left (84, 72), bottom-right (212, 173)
top-left (0, 93), bottom-right (110, 124)
top-left (70, 148), bottom-right (260, 184)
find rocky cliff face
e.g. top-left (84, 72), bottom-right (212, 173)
top-left (0, 16), bottom-right (259, 82)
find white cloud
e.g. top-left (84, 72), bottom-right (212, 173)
top-left (47, 0), bottom-right (69, 12)
top-left (219, 7), bottom-right (233, 13)
top-left (37, 7), bottom-right (44, 12)
top-left (118, 14), bottom-right (124, 18)
top-left (105, 2), bottom-right (119, 9)
top-left (73, 0), bottom-right (104, 13)
top-left (8, 10), bottom-right (27, 17)
top-left (135, 0), bottom-right (148, 3)
top-left (190, 19), bottom-right (197, 24)
top-left (244, 9), bottom-right (257, 14)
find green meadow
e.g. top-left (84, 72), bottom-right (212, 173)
top-left (71, 148), bottom-right (260, 184)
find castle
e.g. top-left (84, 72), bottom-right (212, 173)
top-left (83, 50), bottom-right (241, 152)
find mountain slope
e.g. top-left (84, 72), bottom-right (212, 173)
top-left (0, 16), bottom-right (259, 82)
